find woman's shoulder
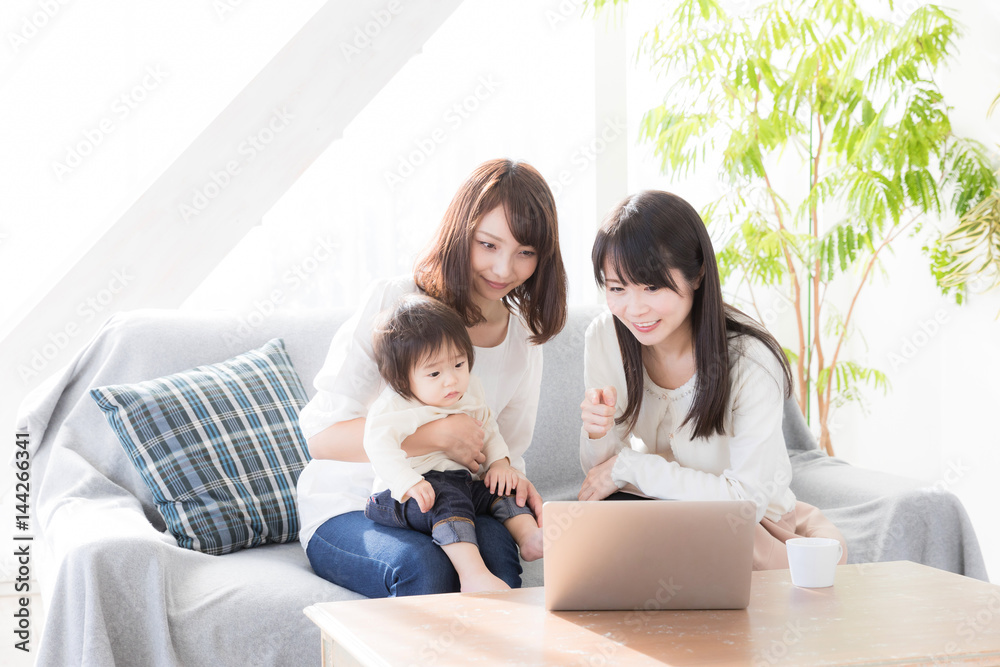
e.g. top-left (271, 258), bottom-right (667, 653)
top-left (582, 310), bottom-right (627, 387)
top-left (727, 332), bottom-right (786, 394)
top-left (585, 310), bottom-right (617, 349)
top-left (505, 309), bottom-right (543, 354)
top-left (363, 275), bottom-right (420, 309)
top-left (585, 309), bottom-right (614, 334)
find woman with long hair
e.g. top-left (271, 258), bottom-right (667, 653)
top-left (579, 190), bottom-right (846, 569)
top-left (297, 159), bottom-right (567, 596)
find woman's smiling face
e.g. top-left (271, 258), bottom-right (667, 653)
top-left (603, 261), bottom-right (697, 350)
top-left (469, 206), bottom-right (538, 304)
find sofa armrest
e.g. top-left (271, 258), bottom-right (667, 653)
top-left (790, 450), bottom-right (988, 580)
top-left (41, 494), bottom-right (175, 564)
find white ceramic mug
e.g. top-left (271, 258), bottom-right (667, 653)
top-left (787, 537), bottom-right (843, 588)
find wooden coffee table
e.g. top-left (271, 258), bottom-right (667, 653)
top-left (303, 561), bottom-right (1000, 666)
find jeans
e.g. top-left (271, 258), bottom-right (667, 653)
top-left (306, 510), bottom-right (522, 598)
top-left (364, 470), bottom-right (533, 547)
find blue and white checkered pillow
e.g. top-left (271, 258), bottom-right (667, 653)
top-left (90, 338), bottom-right (311, 556)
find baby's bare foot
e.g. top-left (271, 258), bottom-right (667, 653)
top-left (460, 571), bottom-right (511, 593)
top-left (519, 527), bottom-right (544, 562)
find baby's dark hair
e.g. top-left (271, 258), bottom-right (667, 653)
top-left (372, 294), bottom-right (475, 400)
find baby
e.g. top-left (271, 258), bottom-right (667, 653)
top-left (363, 294), bottom-right (543, 592)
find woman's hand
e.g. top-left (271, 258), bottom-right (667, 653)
top-left (581, 386), bottom-right (617, 440)
top-left (401, 479), bottom-right (435, 513)
top-left (578, 454), bottom-right (619, 501)
top-left (403, 413), bottom-right (487, 471)
top-left (511, 472), bottom-right (544, 527)
top-left (483, 460), bottom-right (544, 526)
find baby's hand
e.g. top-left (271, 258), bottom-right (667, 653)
top-left (485, 458), bottom-right (518, 496)
top-left (581, 386), bottom-right (617, 440)
top-left (401, 479), bottom-right (435, 513)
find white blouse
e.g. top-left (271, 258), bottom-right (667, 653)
top-left (296, 276), bottom-right (543, 550)
top-left (580, 311), bottom-right (796, 523)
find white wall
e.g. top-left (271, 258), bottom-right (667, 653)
top-left (183, 0), bottom-right (604, 317)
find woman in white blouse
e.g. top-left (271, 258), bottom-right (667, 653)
top-left (296, 159), bottom-right (567, 596)
top-left (579, 190), bottom-right (847, 569)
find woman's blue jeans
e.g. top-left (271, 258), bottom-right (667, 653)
top-left (306, 510), bottom-right (522, 598)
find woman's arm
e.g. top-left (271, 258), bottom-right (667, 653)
top-left (610, 340), bottom-right (792, 522)
top-left (306, 418), bottom-right (367, 461)
top-left (307, 414), bottom-right (487, 469)
top-left (579, 314), bottom-right (630, 472)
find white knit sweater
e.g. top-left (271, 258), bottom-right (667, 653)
top-left (580, 311), bottom-right (796, 522)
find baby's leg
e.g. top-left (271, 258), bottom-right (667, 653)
top-left (424, 471), bottom-right (510, 593)
top-left (470, 482), bottom-right (543, 561)
top-left (439, 542), bottom-right (510, 593)
top-left (502, 514), bottom-right (543, 562)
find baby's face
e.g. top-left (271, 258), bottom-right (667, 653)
top-left (409, 344), bottom-right (470, 408)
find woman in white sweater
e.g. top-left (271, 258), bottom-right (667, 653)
top-left (579, 190), bottom-right (847, 569)
top-left (297, 159), bottom-right (567, 596)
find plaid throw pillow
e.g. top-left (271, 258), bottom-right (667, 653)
top-left (90, 338), bottom-right (311, 555)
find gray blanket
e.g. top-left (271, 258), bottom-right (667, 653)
top-left (22, 310), bottom-right (362, 666)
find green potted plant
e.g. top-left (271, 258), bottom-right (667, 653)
top-left (931, 91), bottom-right (1000, 303)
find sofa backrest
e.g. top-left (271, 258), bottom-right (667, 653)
top-left (29, 305), bottom-right (816, 528)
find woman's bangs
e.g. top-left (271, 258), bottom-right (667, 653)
top-left (506, 196), bottom-right (552, 256)
top-left (596, 228), bottom-right (676, 291)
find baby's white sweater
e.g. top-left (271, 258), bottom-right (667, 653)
top-left (364, 375), bottom-right (509, 501)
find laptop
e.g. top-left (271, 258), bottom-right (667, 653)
top-left (542, 500), bottom-right (756, 611)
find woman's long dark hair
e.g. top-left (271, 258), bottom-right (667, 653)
top-left (592, 191), bottom-right (792, 439)
top-left (414, 159), bottom-right (568, 344)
